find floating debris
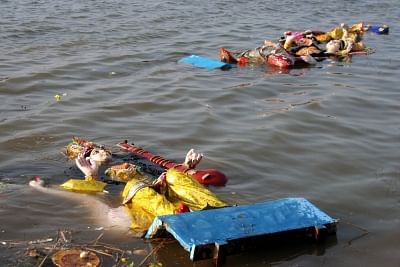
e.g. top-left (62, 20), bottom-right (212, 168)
top-left (52, 248), bottom-right (100, 267)
top-left (54, 93), bottom-right (67, 102)
top-left (28, 238), bottom-right (53, 245)
top-left (1, 229), bottom-right (149, 267)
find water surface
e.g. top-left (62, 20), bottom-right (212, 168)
top-left (1, 0), bottom-right (399, 266)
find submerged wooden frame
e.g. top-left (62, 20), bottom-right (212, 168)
top-left (145, 197), bottom-right (338, 264)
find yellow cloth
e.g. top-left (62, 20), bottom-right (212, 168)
top-left (328, 25), bottom-right (364, 43)
top-left (60, 179), bottom-right (106, 193)
top-left (315, 33), bottom-right (332, 43)
top-left (328, 27), bottom-right (345, 40)
top-left (126, 186), bottom-right (178, 232)
top-left (165, 168), bottom-right (227, 211)
top-left (122, 168), bottom-right (228, 231)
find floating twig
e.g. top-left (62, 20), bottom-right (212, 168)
top-left (36, 253), bottom-right (49, 267)
top-left (138, 240), bottom-right (165, 267)
top-left (84, 247), bottom-right (114, 258)
top-left (91, 243), bottom-right (125, 253)
top-left (340, 220), bottom-right (370, 246)
top-left (91, 232), bottom-right (104, 245)
top-left (29, 238), bottom-right (53, 245)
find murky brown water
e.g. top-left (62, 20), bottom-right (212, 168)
top-left (1, 0), bottom-right (399, 266)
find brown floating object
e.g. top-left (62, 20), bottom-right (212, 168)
top-left (52, 248), bottom-right (100, 267)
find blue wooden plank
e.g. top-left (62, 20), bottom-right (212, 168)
top-left (179, 54), bottom-right (232, 70)
top-left (145, 197), bottom-right (337, 261)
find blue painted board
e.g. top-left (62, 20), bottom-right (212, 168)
top-left (145, 197), bottom-right (337, 261)
top-left (179, 54), bottom-right (232, 70)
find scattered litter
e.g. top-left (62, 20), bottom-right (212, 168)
top-left (2, 229), bottom-right (159, 267)
top-left (28, 238), bottom-right (53, 245)
top-left (54, 93), bottom-right (67, 102)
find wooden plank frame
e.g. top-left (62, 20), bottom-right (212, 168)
top-left (145, 198), bottom-right (338, 264)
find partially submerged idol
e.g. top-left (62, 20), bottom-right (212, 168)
top-left (64, 136), bottom-right (112, 165)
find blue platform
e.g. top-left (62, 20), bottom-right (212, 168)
top-left (145, 197), bottom-right (337, 262)
top-left (179, 54), bottom-right (232, 70)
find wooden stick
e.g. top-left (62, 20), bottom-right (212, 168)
top-left (91, 232), bottom-right (104, 245)
top-left (91, 243), bottom-right (125, 253)
top-left (84, 247), bottom-right (114, 258)
top-left (340, 220), bottom-right (370, 245)
top-left (138, 241), bottom-right (165, 267)
top-left (36, 253), bottom-right (49, 267)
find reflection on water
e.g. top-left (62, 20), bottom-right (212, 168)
top-left (149, 233), bottom-right (338, 267)
top-left (1, 0), bottom-right (400, 266)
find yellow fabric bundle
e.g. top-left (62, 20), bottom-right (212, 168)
top-left (122, 178), bottom-right (178, 231)
top-left (121, 168), bottom-right (228, 231)
top-left (314, 33), bottom-right (332, 43)
top-left (328, 27), bottom-right (345, 40)
top-left (165, 168), bottom-right (227, 211)
top-left (60, 179), bottom-right (106, 193)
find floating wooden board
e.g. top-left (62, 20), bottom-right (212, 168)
top-left (179, 54), bottom-right (232, 70)
top-left (145, 197), bottom-right (337, 263)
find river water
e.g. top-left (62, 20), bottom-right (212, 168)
top-left (0, 0), bottom-right (399, 266)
